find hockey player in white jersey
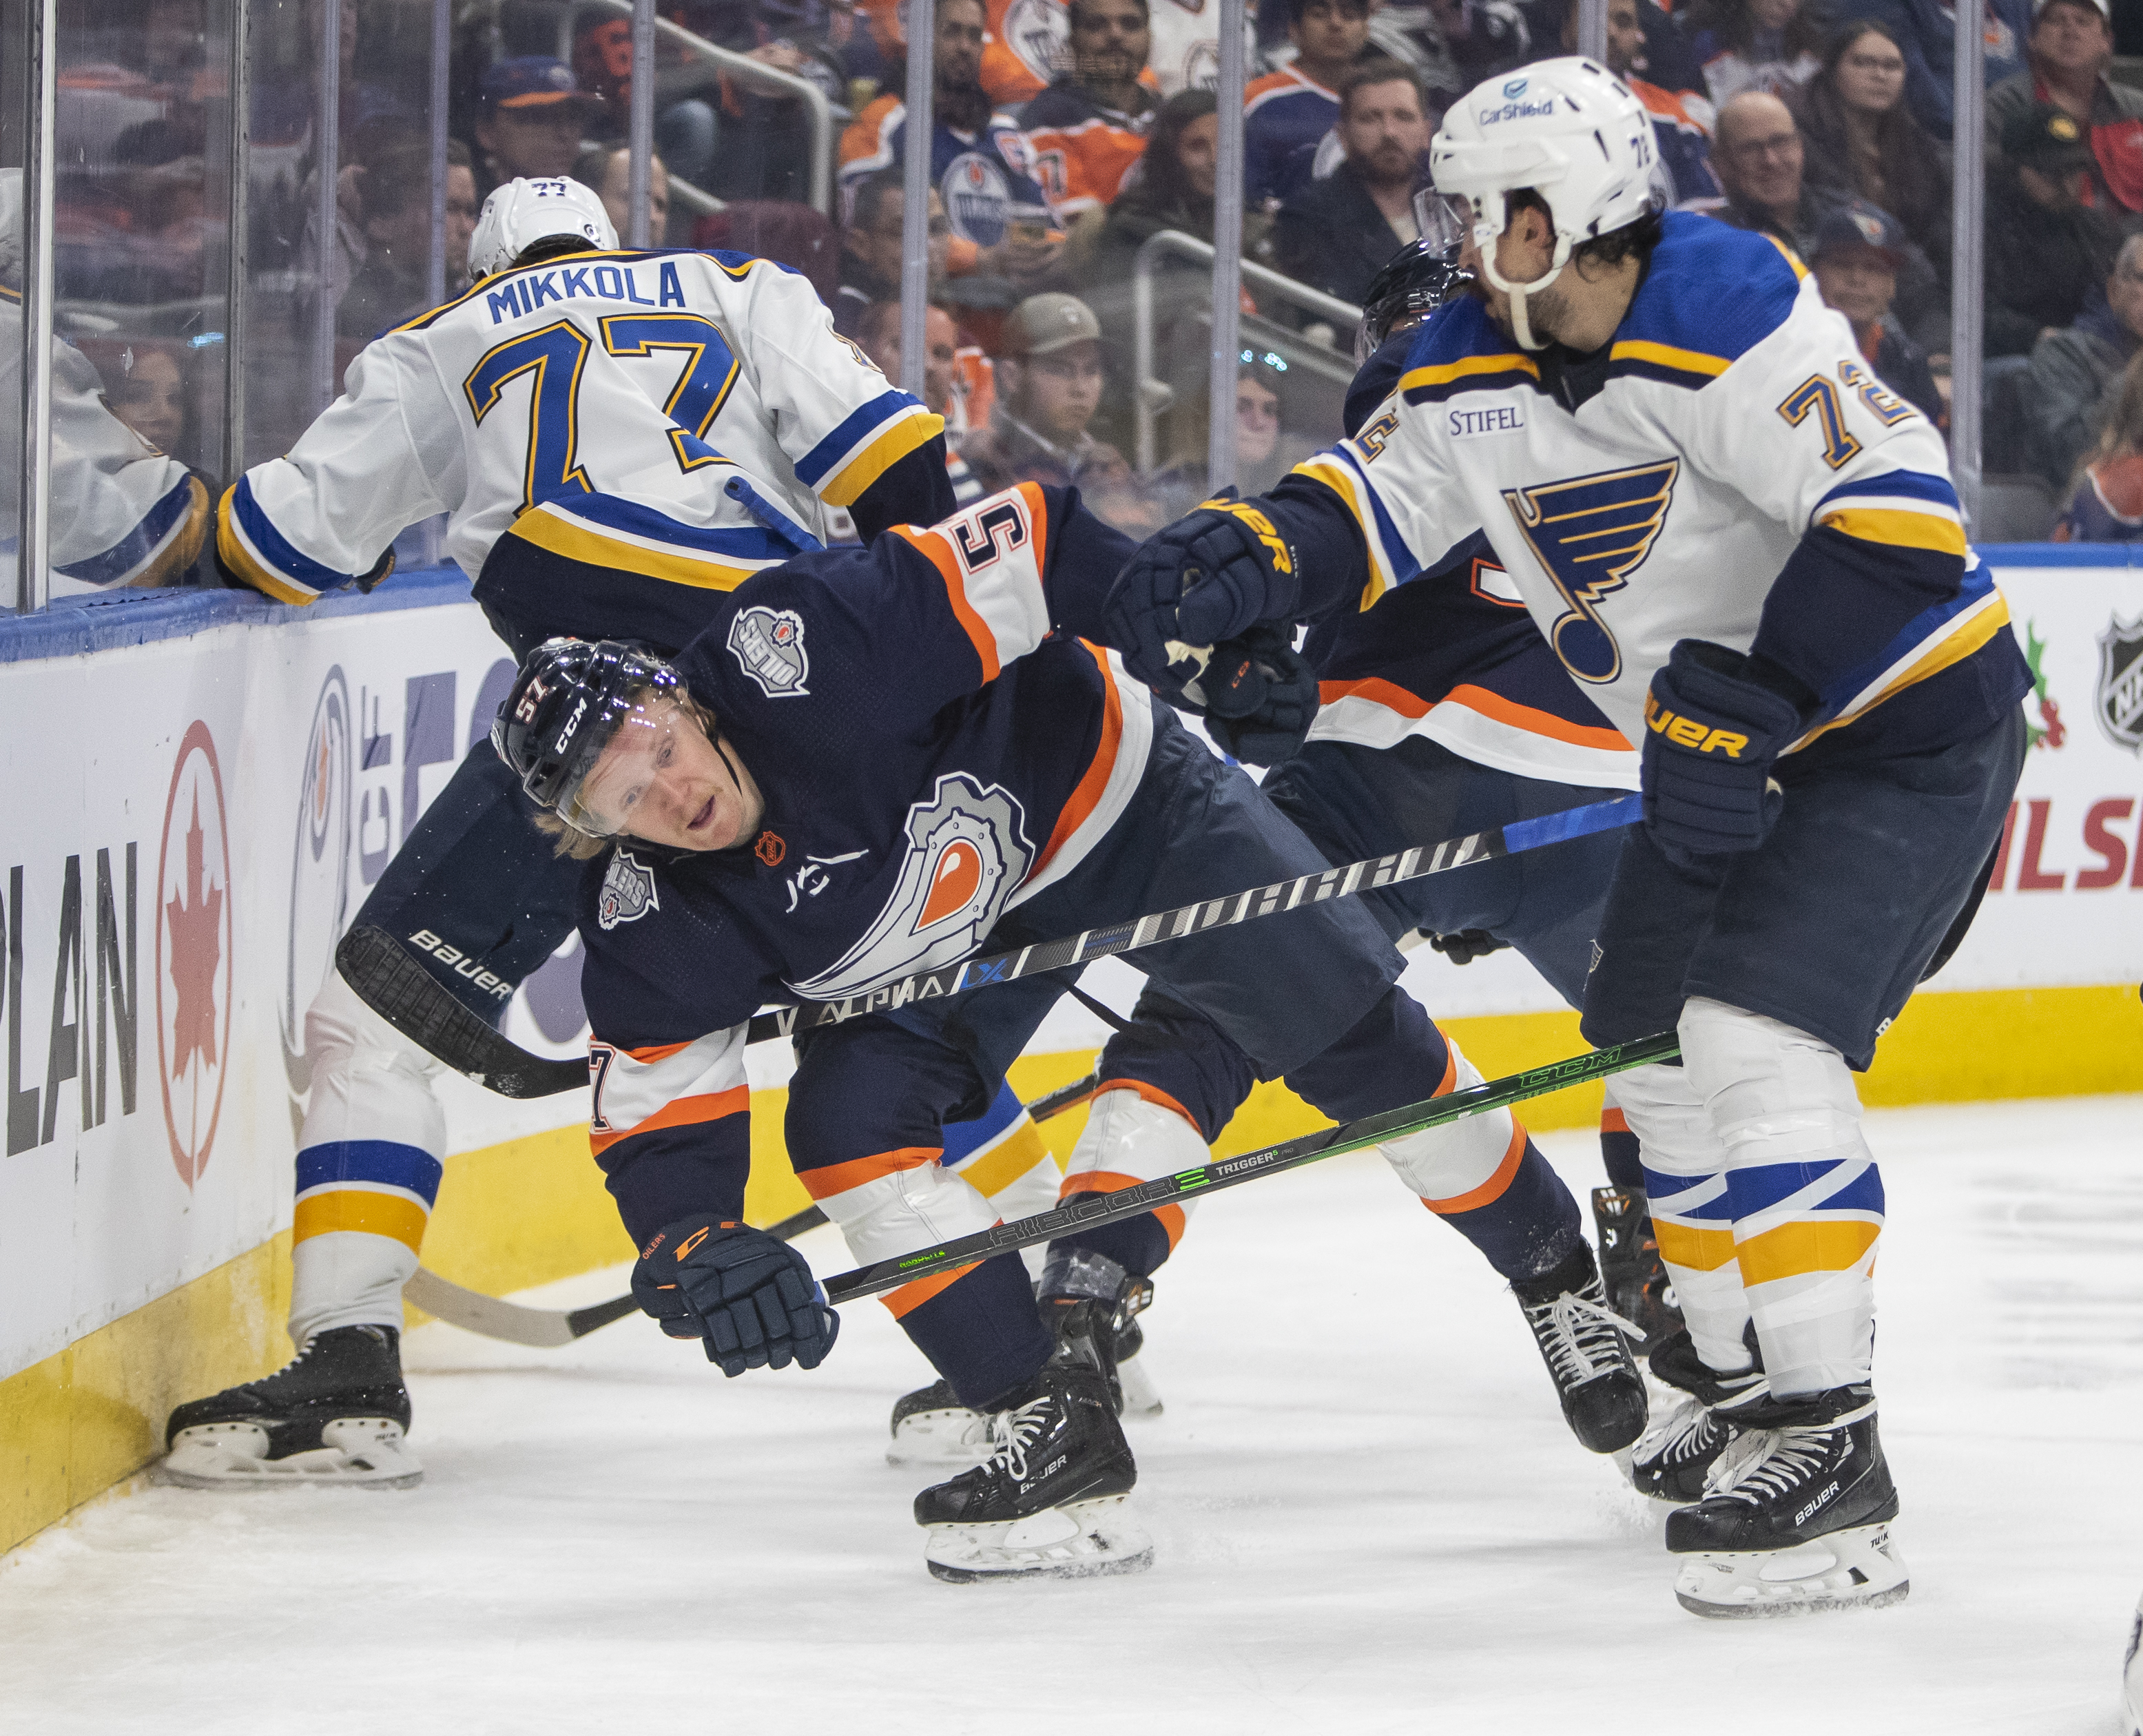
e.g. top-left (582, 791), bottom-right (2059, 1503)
top-left (1104, 58), bottom-right (2029, 1615)
top-left (162, 175), bottom-right (967, 1488)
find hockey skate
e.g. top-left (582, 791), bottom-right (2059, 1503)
top-left (1511, 1241), bottom-right (1650, 1454)
top-left (886, 1378), bottom-right (996, 1468)
top-left (914, 1342), bottom-right (1150, 1583)
top-left (1628, 1328), bottom-right (1770, 1504)
top-left (1666, 1385), bottom-right (1908, 1618)
top-left (160, 1325), bottom-right (422, 1489)
top-left (1590, 1186), bottom-right (1682, 1354)
top-left (1039, 1248), bottom-right (1160, 1418)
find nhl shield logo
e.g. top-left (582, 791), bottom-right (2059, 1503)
top-left (729, 606), bottom-right (810, 698)
top-left (598, 849), bottom-right (660, 930)
top-left (2095, 613), bottom-right (2143, 754)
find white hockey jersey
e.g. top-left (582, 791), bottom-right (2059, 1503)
top-left (1292, 214), bottom-right (2013, 756)
top-left (217, 249), bottom-right (943, 604)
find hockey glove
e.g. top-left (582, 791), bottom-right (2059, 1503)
top-left (1102, 499), bottom-right (1303, 694)
top-left (1426, 928), bottom-right (1509, 966)
top-left (1199, 623), bottom-right (1321, 767)
top-left (631, 1215), bottom-right (840, 1377)
top-left (1640, 640), bottom-right (1803, 867)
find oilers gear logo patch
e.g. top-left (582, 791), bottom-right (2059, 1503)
top-left (729, 606), bottom-right (811, 698)
top-left (598, 849), bottom-right (660, 930)
top-left (789, 773), bottom-right (1033, 1000)
top-left (1503, 459), bottom-right (1679, 685)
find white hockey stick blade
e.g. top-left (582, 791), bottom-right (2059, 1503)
top-left (404, 1266), bottom-right (581, 1347)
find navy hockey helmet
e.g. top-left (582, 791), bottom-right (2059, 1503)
top-left (493, 638), bottom-right (689, 831)
top-left (1356, 239), bottom-right (1474, 362)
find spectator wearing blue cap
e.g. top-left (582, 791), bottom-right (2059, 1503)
top-left (473, 58), bottom-right (597, 199)
top-left (1809, 199), bottom-right (1945, 427)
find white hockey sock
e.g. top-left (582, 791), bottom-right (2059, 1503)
top-left (288, 971), bottom-right (448, 1347)
top-left (1377, 1040), bottom-right (1522, 1209)
top-left (944, 1106), bottom-right (1063, 1280)
top-left (1681, 998), bottom-right (1881, 1398)
top-left (1057, 1086), bottom-right (1207, 1254)
top-left (1613, 1057), bottom-right (1752, 1374)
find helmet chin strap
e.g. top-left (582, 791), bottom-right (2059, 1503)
top-left (1476, 227), bottom-right (1573, 353)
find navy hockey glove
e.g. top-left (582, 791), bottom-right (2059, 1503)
top-left (1103, 499), bottom-right (1303, 692)
top-left (1426, 928), bottom-right (1509, 966)
top-left (1199, 623), bottom-right (1321, 767)
top-left (1641, 640), bottom-right (1803, 867)
top-left (631, 1215), bottom-right (840, 1377)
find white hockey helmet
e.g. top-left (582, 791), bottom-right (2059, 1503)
top-left (468, 176), bottom-right (619, 281)
top-left (1427, 57), bottom-right (1661, 350)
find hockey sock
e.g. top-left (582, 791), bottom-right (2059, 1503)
top-left (1048, 1084), bottom-right (1209, 1279)
top-left (1598, 1079), bottom-right (1644, 1190)
top-left (1615, 1057), bottom-right (1753, 1374)
top-left (940, 1081), bottom-right (1064, 1281)
top-left (289, 972), bottom-right (448, 1345)
top-left (1681, 998), bottom-right (1881, 1397)
top-left (893, 1251), bottom-right (1055, 1412)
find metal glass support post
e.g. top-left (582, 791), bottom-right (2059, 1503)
top-left (15, 0), bottom-right (55, 613)
top-left (313, 0), bottom-right (342, 413)
top-left (428, 0), bottom-right (448, 307)
top-left (1205, 0), bottom-right (1246, 490)
top-left (1577, 0), bottom-right (1608, 61)
top-left (1949, 1), bottom-right (1985, 530)
top-left (898, 0), bottom-right (936, 398)
top-left (630, 0), bottom-right (655, 247)
top-left (223, 0), bottom-right (251, 481)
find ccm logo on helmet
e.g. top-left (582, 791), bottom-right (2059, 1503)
top-left (1644, 693), bottom-right (1749, 758)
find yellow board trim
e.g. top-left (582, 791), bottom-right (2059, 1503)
top-left (291, 1188), bottom-right (431, 1254)
top-left (1734, 1217), bottom-right (1883, 1288)
top-left (1819, 506), bottom-right (1970, 556)
top-left (817, 407), bottom-right (945, 508)
top-left (1608, 338), bottom-right (1731, 378)
top-left (8, 984), bottom-right (2138, 1558)
top-left (507, 504), bottom-right (771, 591)
top-left (1655, 1220), bottom-right (1739, 1272)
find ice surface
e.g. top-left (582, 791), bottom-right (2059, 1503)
top-left (5, 1098), bottom-right (2141, 1735)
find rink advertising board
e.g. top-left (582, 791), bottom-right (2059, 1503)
top-left (0, 579), bottom-right (591, 1386)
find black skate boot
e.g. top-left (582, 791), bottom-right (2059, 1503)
top-left (1628, 1327), bottom-right (1770, 1503)
top-left (886, 1378), bottom-right (995, 1469)
top-left (913, 1339), bottom-right (1150, 1582)
top-left (1037, 1247), bottom-right (1159, 1418)
top-left (1666, 1384), bottom-right (1907, 1618)
top-left (1511, 1241), bottom-right (1650, 1454)
top-left (1590, 1186), bottom-right (1683, 1354)
top-left (161, 1325), bottom-right (420, 1489)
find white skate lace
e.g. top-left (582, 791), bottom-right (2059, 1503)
top-left (1524, 1282), bottom-right (1646, 1388)
top-left (983, 1395), bottom-right (1053, 1483)
top-left (1637, 1395), bottom-right (1717, 1467)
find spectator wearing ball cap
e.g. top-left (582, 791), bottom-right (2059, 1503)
top-left (1809, 200), bottom-right (1944, 426)
top-left (2029, 233), bottom-right (2143, 484)
top-left (1985, 100), bottom-right (2126, 355)
top-left (473, 58), bottom-right (597, 199)
top-left (1986, 0), bottom-right (2143, 227)
top-left (964, 292), bottom-right (1162, 534)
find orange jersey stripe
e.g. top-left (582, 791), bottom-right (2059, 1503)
top-left (628, 1038), bottom-right (698, 1063)
top-left (1094, 1077), bottom-right (1198, 1130)
top-left (882, 1259), bottom-right (984, 1319)
top-left (1601, 1108), bottom-right (1630, 1135)
top-left (1422, 1122), bottom-right (1529, 1215)
top-left (1034, 640), bottom-right (1124, 876)
top-left (1061, 1168), bottom-right (1188, 1250)
top-left (589, 1084), bottom-right (748, 1155)
top-left (800, 1144), bottom-right (941, 1201)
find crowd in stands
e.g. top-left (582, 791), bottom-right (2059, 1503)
top-left (41, 0), bottom-right (2143, 591)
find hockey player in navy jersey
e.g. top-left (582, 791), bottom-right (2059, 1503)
top-left (161, 174), bottom-right (969, 1489)
top-left (1104, 58), bottom-right (2030, 1615)
top-left (492, 478), bottom-right (1642, 1579)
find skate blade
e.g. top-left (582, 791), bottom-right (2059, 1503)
top-left (1116, 1354), bottom-right (1163, 1420)
top-left (925, 1494), bottom-right (1154, 1583)
top-left (1673, 1521), bottom-right (1909, 1618)
top-left (158, 1418), bottom-right (423, 1490)
top-left (886, 1407), bottom-right (993, 1469)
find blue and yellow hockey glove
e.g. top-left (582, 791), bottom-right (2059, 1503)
top-left (1641, 640), bottom-right (1803, 867)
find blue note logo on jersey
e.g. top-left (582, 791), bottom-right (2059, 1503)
top-left (729, 606), bottom-right (811, 698)
top-left (1502, 459), bottom-right (1679, 685)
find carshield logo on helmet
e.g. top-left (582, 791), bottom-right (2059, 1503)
top-left (597, 849), bottom-right (660, 929)
top-left (729, 606), bottom-right (811, 698)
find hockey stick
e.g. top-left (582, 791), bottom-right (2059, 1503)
top-left (403, 1072), bottom-right (1109, 1345)
top-left (338, 794), bottom-right (1642, 1098)
top-left (822, 1031), bottom-right (1681, 1305)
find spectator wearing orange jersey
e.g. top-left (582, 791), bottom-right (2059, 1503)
top-left (1022, 0), bottom-right (1159, 218)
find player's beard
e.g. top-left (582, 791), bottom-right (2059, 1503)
top-left (1474, 271), bottom-right (1574, 349)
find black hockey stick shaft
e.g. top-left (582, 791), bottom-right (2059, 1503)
top-left (337, 796), bottom-right (1638, 1097)
top-left (821, 1031), bottom-right (1680, 1305)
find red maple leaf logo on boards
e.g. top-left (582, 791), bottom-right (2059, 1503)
top-left (165, 792), bottom-right (223, 1080)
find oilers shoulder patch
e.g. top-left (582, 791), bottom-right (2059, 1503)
top-left (598, 849), bottom-right (660, 930)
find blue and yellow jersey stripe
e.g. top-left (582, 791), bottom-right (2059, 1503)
top-left (795, 391), bottom-right (945, 508)
top-left (58, 473), bottom-right (207, 590)
top-left (216, 478), bottom-right (362, 605)
top-left (504, 493), bottom-right (801, 591)
top-left (1291, 444), bottom-right (1422, 612)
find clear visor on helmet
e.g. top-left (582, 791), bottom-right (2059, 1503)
top-left (557, 694), bottom-right (690, 838)
top-left (1411, 189), bottom-right (1472, 260)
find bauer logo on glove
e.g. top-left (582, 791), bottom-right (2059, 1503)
top-left (1638, 640), bottom-right (1804, 866)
